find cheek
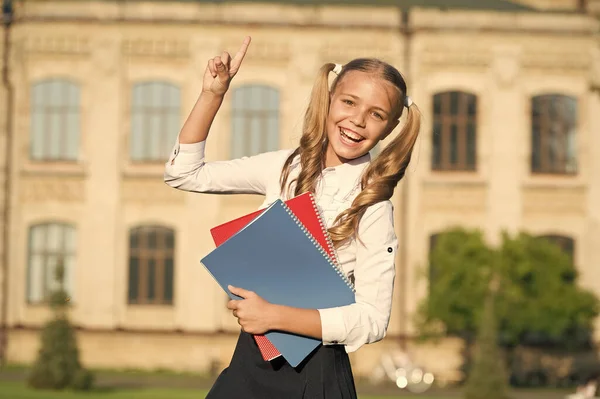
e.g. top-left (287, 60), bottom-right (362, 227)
top-left (328, 103), bottom-right (351, 122)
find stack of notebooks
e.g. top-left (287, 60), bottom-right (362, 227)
top-left (201, 192), bottom-right (356, 368)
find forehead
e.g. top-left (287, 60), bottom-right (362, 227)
top-left (334, 70), bottom-right (401, 110)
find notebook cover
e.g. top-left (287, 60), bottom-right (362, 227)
top-left (211, 192), bottom-right (338, 262)
top-left (201, 199), bottom-right (355, 368)
top-left (210, 192), bottom-right (340, 361)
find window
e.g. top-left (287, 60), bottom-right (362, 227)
top-left (432, 91), bottom-right (477, 171)
top-left (30, 79), bottom-right (81, 161)
top-left (531, 94), bottom-right (577, 174)
top-left (231, 85), bottom-right (279, 158)
top-left (130, 81), bottom-right (181, 162)
top-left (128, 226), bottom-right (175, 305)
top-left (27, 223), bottom-right (76, 303)
top-left (537, 234), bottom-right (575, 260)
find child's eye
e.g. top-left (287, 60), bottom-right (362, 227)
top-left (343, 99), bottom-right (354, 106)
top-left (373, 112), bottom-right (383, 120)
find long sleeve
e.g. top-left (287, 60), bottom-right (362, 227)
top-left (164, 139), bottom-right (293, 195)
top-left (317, 200), bottom-right (397, 352)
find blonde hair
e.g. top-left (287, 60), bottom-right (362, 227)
top-left (280, 58), bottom-right (422, 247)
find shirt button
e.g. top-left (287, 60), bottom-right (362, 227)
top-left (387, 247), bottom-right (393, 253)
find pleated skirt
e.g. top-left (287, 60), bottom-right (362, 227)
top-left (206, 331), bottom-right (357, 399)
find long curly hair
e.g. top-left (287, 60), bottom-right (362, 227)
top-left (279, 58), bottom-right (421, 247)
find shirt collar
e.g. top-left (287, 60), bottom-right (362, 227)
top-left (322, 152), bottom-right (371, 191)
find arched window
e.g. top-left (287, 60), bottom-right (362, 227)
top-left (128, 225), bottom-right (175, 305)
top-left (432, 91), bottom-right (477, 171)
top-left (130, 81), bottom-right (181, 162)
top-left (27, 223), bottom-right (77, 303)
top-left (30, 79), bottom-right (81, 161)
top-left (231, 85), bottom-right (279, 158)
top-left (531, 94), bottom-right (577, 174)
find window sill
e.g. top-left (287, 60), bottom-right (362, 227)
top-left (21, 162), bottom-right (87, 177)
top-left (121, 304), bottom-right (176, 330)
top-left (126, 303), bottom-right (174, 307)
top-left (423, 171), bottom-right (487, 187)
top-left (523, 174), bottom-right (586, 189)
top-left (122, 162), bottom-right (166, 178)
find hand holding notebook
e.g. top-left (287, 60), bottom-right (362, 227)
top-left (201, 199), bottom-right (355, 367)
top-left (209, 192), bottom-right (342, 361)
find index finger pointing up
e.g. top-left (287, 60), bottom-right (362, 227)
top-left (230, 36), bottom-right (251, 70)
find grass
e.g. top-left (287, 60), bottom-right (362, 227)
top-left (0, 381), bottom-right (445, 399)
top-left (0, 365), bottom-right (573, 399)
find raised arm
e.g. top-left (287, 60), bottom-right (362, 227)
top-left (164, 37), bottom-right (290, 195)
top-left (179, 36), bottom-right (251, 145)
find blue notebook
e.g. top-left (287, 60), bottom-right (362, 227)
top-left (200, 199), bottom-right (356, 367)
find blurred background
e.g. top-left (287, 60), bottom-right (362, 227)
top-left (0, 0), bottom-right (599, 398)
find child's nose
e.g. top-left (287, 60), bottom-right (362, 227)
top-left (350, 110), bottom-right (366, 127)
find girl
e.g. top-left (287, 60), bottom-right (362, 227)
top-left (164, 36), bottom-right (421, 398)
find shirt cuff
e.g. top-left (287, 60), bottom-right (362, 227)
top-left (178, 140), bottom-right (205, 153)
top-left (170, 140), bottom-right (206, 166)
top-left (318, 307), bottom-right (346, 345)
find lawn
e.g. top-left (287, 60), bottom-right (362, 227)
top-left (0, 381), bottom-right (436, 399)
top-left (0, 367), bottom-right (573, 399)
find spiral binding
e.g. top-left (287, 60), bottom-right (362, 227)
top-left (279, 200), bottom-right (356, 293)
top-left (308, 194), bottom-right (344, 272)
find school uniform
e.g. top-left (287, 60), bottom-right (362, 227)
top-left (165, 140), bottom-right (398, 399)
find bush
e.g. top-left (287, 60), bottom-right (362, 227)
top-left (27, 259), bottom-right (94, 391)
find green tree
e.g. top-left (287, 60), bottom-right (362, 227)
top-left (27, 259), bottom-right (94, 391)
top-left (497, 232), bottom-right (598, 349)
top-left (417, 228), bottom-right (599, 385)
top-left (417, 227), bottom-right (493, 339)
top-left (464, 287), bottom-right (512, 399)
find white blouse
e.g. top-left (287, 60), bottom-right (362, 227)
top-left (164, 139), bottom-right (398, 353)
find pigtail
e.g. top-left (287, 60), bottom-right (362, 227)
top-left (329, 102), bottom-right (422, 247)
top-left (280, 63), bottom-right (337, 198)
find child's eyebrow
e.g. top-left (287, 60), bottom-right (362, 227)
top-left (339, 93), bottom-right (391, 115)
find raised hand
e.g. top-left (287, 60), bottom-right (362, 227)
top-left (202, 36), bottom-right (251, 97)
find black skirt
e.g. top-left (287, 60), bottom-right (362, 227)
top-left (206, 331), bottom-right (357, 399)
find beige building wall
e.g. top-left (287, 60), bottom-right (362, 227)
top-left (1, 0), bottom-right (599, 383)
top-left (0, 19), bottom-right (7, 364)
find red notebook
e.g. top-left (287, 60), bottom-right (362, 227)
top-left (210, 192), bottom-right (339, 361)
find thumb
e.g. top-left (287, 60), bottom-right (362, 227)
top-left (228, 285), bottom-right (254, 299)
top-left (214, 56), bottom-right (230, 84)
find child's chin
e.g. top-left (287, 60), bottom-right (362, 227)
top-left (335, 149), bottom-right (363, 161)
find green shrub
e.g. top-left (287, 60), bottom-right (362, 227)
top-left (27, 259), bottom-right (94, 391)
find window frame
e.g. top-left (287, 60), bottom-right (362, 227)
top-left (129, 81), bottom-right (181, 163)
top-left (26, 222), bottom-right (77, 304)
top-left (127, 225), bottom-right (175, 306)
top-left (431, 91), bottom-right (478, 172)
top-left (530, 94), bottom-right (578, 175)
top-left (30, 79), bottom-right (81, 162)
top-left (230, 84), bottom-right (280, 159)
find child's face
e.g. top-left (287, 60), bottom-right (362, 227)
top-left (325, 70), bottom-right (400, 167)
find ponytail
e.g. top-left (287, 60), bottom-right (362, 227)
top-left (280, 63), bottom-right (336, 198)
top-left (328, 103), bottom-right (422, 246)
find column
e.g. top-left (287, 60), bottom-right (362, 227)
top-left (486, 46), bottom-right (523, 245)
top-left (77, 36), bottom-right (122, 328)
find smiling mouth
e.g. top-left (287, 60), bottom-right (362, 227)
top-left (339, 127), bottom-right (365, 143)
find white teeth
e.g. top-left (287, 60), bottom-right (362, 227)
top-left (340, 128), bottom-right (363, 142)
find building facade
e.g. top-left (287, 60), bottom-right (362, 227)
top-left (1, 0), bottom-right (599, 382)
